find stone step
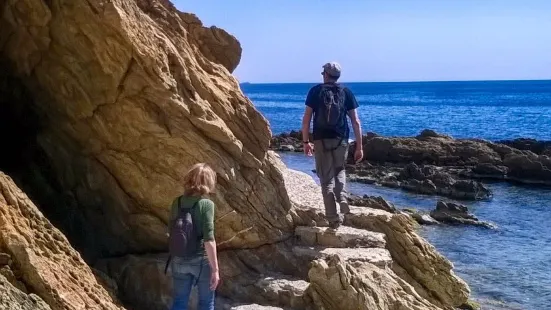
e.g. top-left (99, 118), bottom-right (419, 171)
top-left (295, 225), bottom-right (386, 248)
top-left (232, 274), bottom-right (309, 310)
top-left (292, 246), bottom-right (393, 269)
top-left (227, 305), bottom-right (286, 310)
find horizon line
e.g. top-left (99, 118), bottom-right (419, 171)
top-left (238, 78), bottom-right (551, 85)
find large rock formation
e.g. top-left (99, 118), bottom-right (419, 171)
top-left (0, 172), bottom-right (123, 310)
top-left (0, 274), bottom-right (51, 310)
top-left (351, 131), bottom-right (551, 185)
top-left (0, 0), bottom-right (293, 261)
top-left (271, 130), bottom-right (551, 199)
top-left (497, 138), bottom-right (551, 156)
top-left (1, 1), bottom-right (472, 309)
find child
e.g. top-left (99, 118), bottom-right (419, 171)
top-left (168, 163), bottom-right (219, 310)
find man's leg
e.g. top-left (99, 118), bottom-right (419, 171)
top-left (197, 260), bottom-right (215, 310)
top-left (314, 140), bottom-right (339, 224)
top-left (171, 273), bottom-right (194, 310)
top-left (333, 142), bottom-right (350, 214)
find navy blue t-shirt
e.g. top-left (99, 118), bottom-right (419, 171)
top-left (305, 83), bottom-right (359, 140)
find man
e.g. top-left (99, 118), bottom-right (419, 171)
top-left (301, 62), bottom-right (363, 229)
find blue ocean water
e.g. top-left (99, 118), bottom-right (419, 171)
top-left (242, 80), bottom-right (551, 140)
top-left (242, 80), bottom-right (551, 310)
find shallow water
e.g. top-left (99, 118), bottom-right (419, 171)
top-left (279, 152), bottom-right (551, 310)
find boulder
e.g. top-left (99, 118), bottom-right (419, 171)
top-left (346, 194), bottom-right (398, 213)
top-left (307, 255), bottom-right (441, 310)
top-left (344, 206), bottom-right (470, 307)
top-left (0, 172), bottom-right (123, 310)
top-left (402, 209), bottom-right (439, 225)
top-left (430, 201), bottom-right (495, 228)
top-left (472, 163), bottom-right (508, 176)
top-left (0, 275), bottom-right (52, 310)
top-left (416, 129), bottom-right (452, 140)
top-left (279, 145), bottom-right (296, 152)
top-left (399, 163), bottom-right (492, 200)
top-left (504, 153), bottom-right (551, 184)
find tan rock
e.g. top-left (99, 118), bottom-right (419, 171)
top-left (293, 246), bottom-right (393, 269)
top-left (307, 255), bottom-right (442, 310)
top-left (228, 305), bottom-right (286, 310)
top-left (295, 225), bottom-right (386, 248)
top-left (0, 0), bottom-right (293, 259)
top-left (0, 274), bottom-right (52, 310)
top-left (345, 206), bottom-right (470, 307)
top-left (282, 168), bottom-right (470, 308)
top-left (0, 172), bottom-right (124, 310)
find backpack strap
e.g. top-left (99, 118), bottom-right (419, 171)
top-left (191, 200), bottom-right (202, 239)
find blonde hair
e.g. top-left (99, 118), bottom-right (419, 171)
top-left (183, 163), bottom-right (216, 196)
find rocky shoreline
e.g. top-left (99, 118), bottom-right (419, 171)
top-left (0, 1), bottom-right (525, 309)
top-left (271, 129), bottom-right (551, 200)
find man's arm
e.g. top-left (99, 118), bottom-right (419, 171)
top-left (302, 87), bottom-right (316, 156)
top-left (348, 108), bottom-right (362, 149)
top-left (345, 88), bottom-right (363, 162)
top-left (301, 106), bottom-right (313, 143)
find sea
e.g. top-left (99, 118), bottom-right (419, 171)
top-left (241, 80), bottom-right (551, 310)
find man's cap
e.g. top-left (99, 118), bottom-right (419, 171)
top-left (322, 62), bottom-right (341, 78)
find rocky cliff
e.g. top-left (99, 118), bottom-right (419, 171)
top-left (1, 0), bottom-right (471, 309)
top-left (1, 0), bottom-right (292, 261)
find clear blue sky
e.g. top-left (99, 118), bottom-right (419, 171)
top-left (174, 0), bottom-right (551, 83)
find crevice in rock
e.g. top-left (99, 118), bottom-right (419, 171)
top-left (0, 62), bottom-right (126, 264)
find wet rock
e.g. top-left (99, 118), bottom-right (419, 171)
top-left (503, 153), bottom-right (551, 184)
top-left (402, 209), bottom-right (439, 225)
top-left (271, 131), bottom-right (307, 151)
top-left (416, 129), bottom-right (452, 140)
top-left (279, 145), bottom-right (295, 152)
top-left (497, 138), bottom-right (551, 155)
top-left (430, 201), bottom-right (495, 229)
top-left (346, 194), bottom-right (398, 213)
top-left (459, 300), bottom-right (482, 310)
top-left (399, 163), bottom-right (492, 200)
top-left (472, 163), bottom-right (508, 176)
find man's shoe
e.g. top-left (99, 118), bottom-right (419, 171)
top-left (328, 221), bottom-right (341, 230)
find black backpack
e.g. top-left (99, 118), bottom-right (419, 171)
top-left (314, 84), bottom-right (347, 149)
top-left (164, 197), bottom-right (201, 273)
top-left (315, 84), bottom-right (346, 134)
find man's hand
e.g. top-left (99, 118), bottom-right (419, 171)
top-left (354, 147), bottom-right (363, 163)
top-left (210, 270), bottom-right (220, 290)
top-left (303, 142), bottom-right (314, 156)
